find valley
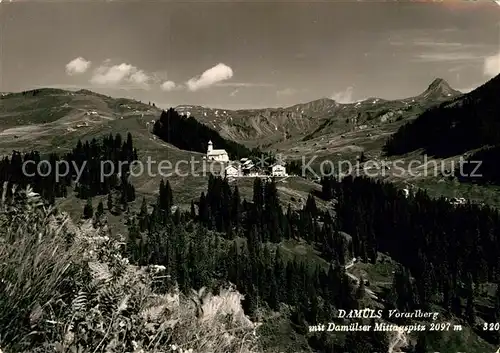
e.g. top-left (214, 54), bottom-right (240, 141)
top-left (0, 75), bottom-right (499, 353)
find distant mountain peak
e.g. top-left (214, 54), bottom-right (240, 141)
top-left (428, 77), bottom-right (449, 90)
top-left (419, 78), bottom-right (460, 99)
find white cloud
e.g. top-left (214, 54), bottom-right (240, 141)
top-left (229, 89), bottom-right (239, 97)
top-left (65, 57), bottom-right (91, 75)
top-left (160, 80), bottom-right (176, 91)
top-left (331, 86), bottom-right (354, 104)
top-left (129, 70), bottom-right (150, 86)
top-left (413, 41), bottom-right (464, 48)
top-left (216, 82), bottom-right (274, 88)
top-left (276, 88), bottom-right (297, 97)
top-left (90, 61), bottom-right (152, 89)
top-left (484, 51), bottom-right (500, 77)
top-left (414, 53), bottom-right (485, 62)
top-left (186, 63), bottom-right (233, 91)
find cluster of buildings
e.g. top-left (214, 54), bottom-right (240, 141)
top-left (205, 140), bottom-right (288, 178)
top-left (403, 185), bottom-right (467, 206)
top-left (448, 197), bottom-right (466, 205)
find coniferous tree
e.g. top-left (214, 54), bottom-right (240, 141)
top-left (414, 332), bottom-right (429, 353)
top-left (356, 276), bottom-right (366, 300)
top-left (107, 192), bottom-right (113, 212)
top-left (83, 198), bottom-right (93, 219)
top-left (96, 201), bottom-right (104, 218)
top-left (138, 197), bottom-right (149, 232)
top-left (494, 283), bottom-right (500, 321)
top-left (465, 291), bottom-right (476, 325)
top-left (190, 200), bottom-right (196, 219)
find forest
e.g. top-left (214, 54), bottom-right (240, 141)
top-left (0, 133), bottom-right (137, 204)
top-left (457, 145), bottom-right (500, 185)
top-left (2, 128), bottom-right (500, 351)
top-left (122, 173), bottom-right (500, 351)
top-left (152, 108), bottom-right (263, 160)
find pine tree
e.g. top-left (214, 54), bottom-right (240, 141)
top-left (494, 283), bottom-right (500, 321)
top-left (107, 192), bottom-right (113, 212)
top-left (190, 200), bottom-right (196, 219)
top-left (83, 198), bottom-right (93, 219)
top-left (231, 185), bottom-right (241, 229)
top-left (356, 276), bottom-right (366, 300)
top-left (465, 292), bottom-right (476, 325)
top-left (138, 197), bottom-right (148, 232)
top-left (414, 332), bottom-right (429, 353)
top-left (96, 200), bottom-right (104, 218)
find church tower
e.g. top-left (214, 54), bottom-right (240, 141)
top-left (207, 140), bottom-right (213, 154)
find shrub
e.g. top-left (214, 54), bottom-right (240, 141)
top-left (0, 183), bottom-right (261, 353)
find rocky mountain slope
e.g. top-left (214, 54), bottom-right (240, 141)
top-left (176, 78), bottom-right (462, 148)
top-left (384, 73), bottom-right (500, 157)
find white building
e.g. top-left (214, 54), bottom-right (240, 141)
top-left (271, 164), bottom-right (288, 177)
top-left (225, 164), bottom-right (241, 178)
top-left (207, 140), bottom-right (229, 162)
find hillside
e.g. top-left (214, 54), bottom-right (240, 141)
top-left (384, 74), bottom-right (500, 158)
top-left (178, 78), bottom-right (461, 150)
top-left (1, 85), bottom-right (500, 353)
top-left (0, 88), bottom-right (320, 224)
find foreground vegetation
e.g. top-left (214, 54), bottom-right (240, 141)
top-left (0, 184), bottom-right (261, 352)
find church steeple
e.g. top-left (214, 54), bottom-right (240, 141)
top-left (207, 140), bottom-right (213, 153)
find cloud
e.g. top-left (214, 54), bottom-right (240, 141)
top-left (276, 88), bottom-right (297, 97)
top-left (414, 52), bottom-right (485, 62)
top-left (413, 41), bottom-right (465, 48)
top-left (129, 70), bottom-right (151, 86)
top-left (484, 51), bottom-right (500, 77)
top-left (160, 80), bottom-right (176, 91)
top-left (224, 82), bottom-right (274, 97)
top-left (186, 63), bottom-right (233, 91)
top-left (65, 57), bottom-right (91, 75)
top-left (216, 82), bottom-right (274, 88)
top-left (90, 61), bottom-right (152, 89)
top-left (331, 86), bottom-right (354, 104)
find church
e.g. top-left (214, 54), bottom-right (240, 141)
top-left (206, 140), bottom-right (229, 162)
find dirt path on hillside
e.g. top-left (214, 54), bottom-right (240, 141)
top-left (345, 259), bottom-right (411, 353)
top-left (345, 259), bottom-right (378, 300)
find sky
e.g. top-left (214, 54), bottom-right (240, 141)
top-left (1, 0), bottom-right (499, 109)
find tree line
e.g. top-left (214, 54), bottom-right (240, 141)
top-left (125, 176), bottom-right (390, 352)
top-left (152, 108), bottom-right (263, 160)
top-left (322, 175), bottom-right (500, 343)
top-left (0, 133), bottom-right (137, 205)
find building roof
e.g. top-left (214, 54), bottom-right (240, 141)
top-left (208, 149), bottom-right (228, 155)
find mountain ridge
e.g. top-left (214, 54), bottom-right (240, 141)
top-left (174, 78), bottom-right (462, 147)
top-left (384, 73), bottom-right (500, 157)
